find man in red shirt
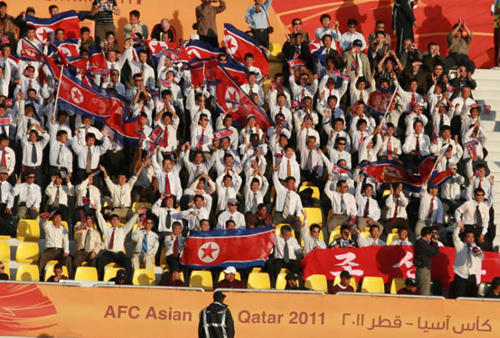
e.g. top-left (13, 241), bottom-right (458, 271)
top-left (331, 271), bottom-right (355, 294)
top-left (216, 266), bottom-right (245, 289)
top-left (397, 278), bottom-right (422, 295)
top-left (247, 204), bottom-right (273, 228)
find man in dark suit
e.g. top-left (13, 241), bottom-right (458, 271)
top-left (282, 33), bottom-right (311, 74)
top-left (344, 39), bottom-right (371, 81)
top-left (313, 34), bottom-right (344, 76)
top-left (449, 65), bottom-right (477, 100)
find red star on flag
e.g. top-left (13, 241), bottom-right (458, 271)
top-left (150, 42), bottom-right (165, 55)
top-left (37, 28), bottom-right (52, 42)
top-left (227, 90), bottom-right (238, 102)
top-left (225, 35), bottom-right (236, 51)
top-left (201, 243), bottom-right (218, 259)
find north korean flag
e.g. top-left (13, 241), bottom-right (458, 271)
top-left (19, 40), bottom-right (61, 78)
top-left (181, 226), bottom-right (276, 269)
top-left (359, 159), bottom-right (421, 189)
top-left (223, 24), bottom-right (269, 76)
top-left (185, 40), bottom-right (220, 61)
top-left (429, 169), bottom-right (452, 186)
top-left (57, 69), bottom-right (140, 145)
top-left (26, 10), bottom-right (81, 43)
top-left (189, 57), bottom-right (219, 87)
top-left (89, 45), bottom-right (107, 69)
top-left (146, 40), bottom-right (171, 57)
top-left (216, 64), bottom-right (272, 130)
top-left (332, 164), bottom-right (352, 174)
top-left (221, 57), bottom-right (248, 85)
top-left (287, 58), bottom-right (305, 69)
top-left (53, 39), bottom-right (80, 59)
top-left (213, 128), bottom-right (234, 141)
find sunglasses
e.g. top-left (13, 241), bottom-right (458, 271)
top-left (229, 203), bottom-right (238, 206)
top-left (312, 230), bottom-right (320, 233)
top-left (293, 22), bottom-right (302, 26)
top-left (338, 143), bottom-right (346, 145)
top-left (476, 194), bottom-right (484, 197)
top-left (27, 176), bottom-right (35, 179)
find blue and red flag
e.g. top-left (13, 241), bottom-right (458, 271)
top-left (19, 39), bottom-right (61, 78)
top-left (57, 69), bottom-right (140, 145)
top-left (26, 10), bottom-right (81, 43)
top-left (418, 155), bottom-right (438, 182)
top-left (348, 216), bottom-right (357, 227)
top-left (189, 57), bottom-right (219, 87)
top-left (213, 128), bottom-right (234, 142)
top-left (0, 36), bottom-right (9, 45)
top-left (221, 57), bottom-right (248, 85)
top-left (332, 164), bottom-right (352, 175)
top-left (0, 116), bottom-right (10, 127)
top-left (474, 168), bottom-right (481, 177)
top-left (39, 209), bottom-right (58, 220)
top-left (88, 66), bottom-right (110, 77)
top-left (429, 169), bottom-right (452, 186)
top-left (185, 40), bottom-right (220, 61)
top-left (223, 23), bottom-right (269, 76)
top-left (359, 160), bottom-right (421, 190)
top-left (146, 40), bottom-right (170, 57)
top-left (351, 57), bottom-right (358, 71)
top-left (308, 39), bottom-right (325, 62)
top-left (432, 125), bottom-right (439, 144)
top-left (52, 39), bottom-right (80, 59)
top-left (89, 45), bottom-right (107, 69)
top-left (181, 226), bottom-right (276, 269)
top-left (274, 153), bottom-right (284, 166)
top-left (290, 100), bottom-right (308, 109)
top-left (366, 87), bottom-right (398, 116)
top-left (287, 58), bottom-right (305, 69)
top-left (215, 64), bottom-right (272, 130)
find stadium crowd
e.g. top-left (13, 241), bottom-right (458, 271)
top-left (0, 0), bottom-right (498, 299)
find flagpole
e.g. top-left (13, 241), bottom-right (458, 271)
top-left (378, 86), bottom-right (399, 127)
top-left (52, 66), bottom-right (64, 119)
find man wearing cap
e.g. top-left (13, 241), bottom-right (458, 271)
top-left (331, 270), bottom-right (355, 294)
top-left (73, 215), bottom-right (102, 273)
top-left (109, 269), bottom-right (129, 285)
top-left (284, 272), bottom-right (308, 290)
top-left (452, 222), bottom-right (484, 297)
top-left (415, 182), bottom-right (443, 239)
top-left (397, 278), bottom-right (422, 295)
top-left (217, 199), bottom-right (246, 230)
top-left (199, 291), bottom-right (234, 338)
top-left (0, 167), bottom-right (14, 236)
top-left (216, 266), bottom-right (245, 289)
top-left (413, 227), bottom-right (440, 295)
top-left (195, 0), bottom-right (226, 48)
top-left (96, 208), bottom-right (146, 281)
top-left (131, 213), bottom-right (159, 270)
top-left (345, 39), bottom-right (371, 82)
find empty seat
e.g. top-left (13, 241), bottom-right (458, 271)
top-left (275, 272), bottom-right (287, 290)
top-left (44, 261), bottom-right (69, 281)
top-left (104, 267), bottom-right (123, 282)
top-left (132, 202), bottom-right (152, 213)
top-left (0, 235), bottom-right (10, 240)
top-left (361, 276), bottom-right (385, 294)
top-left (304, 274), bottom-right (328, 293)
top-left (17, 219), bottom-right (40, 241)
top-left (0, 240), bottom-right (10, 262)
top-left (132, 269), bottom-right (156, 286)
top-left (160, 247), bottom-right (168, 269)
top-left (15, 242), bottom-right (39, 264)
top-left (300, 207), bottom-right (323, 227)
top-left (298, 185), bottom-right (321, 200)
top-left (189, 270), bottom-right (213, 291)
top-left (269, 43), bottom-right (282, 57)
top-left (247, 272), bottom-right (271, 289)
top-left (16, 264), bottom-right (40, 281)
top-left (478, 282), bottom-right (492, 297)
top-left (74, 267), bottom-right (99, 281)
top-left (333, 274), bottom-right (357, 290)
top-left (390, 278), bottom-right (406, 294)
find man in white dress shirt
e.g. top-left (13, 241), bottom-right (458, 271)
top-left (21, 125), bottom-right (49, 185)
top-left (97, 208), bottom-right (146, 282)
top-left (455, 187), bottom-right (490, 247)
top-left (217, 199), bottom-right (245, 230)
top-left (72, 129), bottom-right (111, 184)
top-left (164, 222), bottom-right (185, 272)
top-left (324, 176), bottom-right (357, 232)
top-left (415, 182), bottom-right (444, 239)
top-left (46, 173), bottom-right (75, 221)
top-left (299, 135), bottom-right (324, 185)
top-left (14, 171), bottom-right (41, 220)
top-left (241, 72), bottom-right (264, 106)
top-left (356, 224), bottom-right (386, 247)
top-left (272, 225), bottom-right (302, 285)
top-left (272, 167), bottom-right (303, 236)
top-left (181, 194), bottom-right (210, 232)
top-left (39, 211), bottom-right (72, 279)
top-left (131, 214), bottom-right (159, 270)
top-left (339, 18), bottom-right (367, 51)
top-left (355, 183), bottom-right (383, 233)
top-left (0, 168), bottom-right (14, 236)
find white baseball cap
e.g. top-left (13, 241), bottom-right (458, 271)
top-left (223, 266), bottom-right (237, 274)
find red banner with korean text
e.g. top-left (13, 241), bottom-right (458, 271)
top-left (301, 246), bottom-right (500, 288)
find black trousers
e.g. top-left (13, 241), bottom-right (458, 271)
top-left (0, 203), bottom-right (13, 236)
top-left (272, 258), bottom-right (301, 288)
top-left (200, 35), bottom-right (219, 48)
top-left (453, 273), bottom-right (477, 298)
top-left (97, 251), bottom-right (133, 282)
top-left (252, 29), bottom-right (269, 49)
top-left (447, 53), bottom-right (476, 73)
top-left (166, 254), bottom-right (181, 271)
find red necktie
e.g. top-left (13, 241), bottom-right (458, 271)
top-left (165, 174), bottom-right (171, 194)
top-left (428, 197), bottom-right (434, 220)
top-left (1, 149), bottom-right (6, 168)
top-left (410, 93), bottom-right (416, 113)
top-left (392, 200), bottom-right (399, 223)
top-left (173, 237), bottom-right (179, 257)
top-left (360, 132), bottom-right (365, 146)
top-left (387, 137), bottom-right (393, 160)
top-left (196, 128), bottom-right (205, 151)
top-left (301, 88), bottom-right (305, 100)
top-left (471, 145), bottom-right (477, 161)
top-left (109, 228), bottom-right (115, 251)
top-left (479, 179), bottom-right (482, 189)
top-left (294, 46), bottom-right (299, 59)
top-left (163, 126), bottom-right (169, 147)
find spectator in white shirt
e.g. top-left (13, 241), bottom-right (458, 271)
top-left (72, 129), bottom-right (111, 184)
top-left (301, 212), bottom-right (327, 255)
top-left (355, 224), bottom-right (386, 247)
top-left (415, 182), bottom-right (444, 239)
top-left (14, 172), bottom-right (41, 220)
top-left (39, 212), bottom-right (72, 279)
top-left (124, 46), bottom-right (156, 88)
top-left (403, 120), bottom-right (431, 169)
top-left (0, 135), bottom-right (15, 178)
top-left (355, 183), bottom-right (383, 232)
top-left (215, 173), bottom-right (242, 212)
top-left (164, 222), bottom-right (185, 271)
top-left (324, 176), bottom-right (357, 232)
top-left (191, 113), bottom-right (213, 153)
top-left (272, 167), bottom-right (303, 235)
top-left (217, 199), bottom-right (245, 230)
top-left (273, 225), bottom-right (302, 284)
top-left (390, 227), bottom-right (413, 246)
top-left (46, 173), bottom-right (75, 221)
top-left (455, 187), bottom-right (490, 247)
top-left (244, 170), bottom-right (268, 216)
top-left (315, 14), bottom-right (341, 42)
top-left (21, 125), bottom-right (49, 184)
top-left (103, 69), bottom-right (126, 97)
top-left (385, 183), bottom-right (410, 234)
top-left (289, 72), bottom-right (319, 102)
top-left (181, 194), bottom-right (210, 232)
top-left (241, 72), bottom-right (264, 106)
top-left (131, 215), bottom-right (159, 270)
top-left (48, 122), bottom-right (73, 178)
top-left (151, 152), bottom-right (183, 202)
top-left (378, 123), bottom-right (402, 160)
top-left (440, 162), bottom-right (465, 214)
top-left (75, 174), bottom-right (102, 223)
top-left (154, 102), bottom-right (180, 154)
top-left (339, 18), bottom-right (367, 51)
top-left (452, 224), bottom-right (484, 297)
top-left (0, 168), bottom-right (14, 235)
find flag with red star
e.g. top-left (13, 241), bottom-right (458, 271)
top-left (181, 226), bottom-right (276, 268)
top-left (19, 40), bottom-right (61, 79)
top-left (215, 64), bottom-right (272, 130)
top-left (223, 24), bottom-right (269, 76)
top-left (26, 10), bottom-right (81, 43)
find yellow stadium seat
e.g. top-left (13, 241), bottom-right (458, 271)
top-left (163, 268), bottom-right (185, 282)
top-left (382, 189), bottom-right (391, 198)
top-left (190, 270), bottom-right (213, 291)
top-left (132, 269), bottom-right (156, 286)
top-left (17, 219), bottom-right (40, 241)
top-left (74, 267), bottom-right (99, 281)
top-left (2, 262), bottom-right (10, 279)
top-left (269, 43), bottom-right (282, 57)
top-left (328, 230), bottom-right (341, 245)
top-left (327, 209), bottom-right (334, 222)
top-left (104, 267), bottom-right (123, 282)
top-left (218, 271), bottom-right (242, 282)
top-left (45, 261), bottom-right (69, 281)
top-left (300, 181), bottom-right (315, 187)
top-left (103, 201), bottom-right (114, 209)
top-left (252, 267), bottom-right (262, 273)
top-left (0, 240), bottom-right (10, 262)
top-left (160, 247), bottom-right (168, 269)
top-left (270, 186), bottom-right (275, 204)
top-left (305, 274), bottom-right (328, 293)
top-left (0, 235), bottom-right (10, 240)
top-left (386, 233), bottom-right (400, 245)
top-left (299, 185), bottom-right (321, 200)
top-left (247, 272), bottom-right (271, 289)
top-left (300, 207), bottom-right (323, 227)
top-left (392, 228), bottom-right (399, 233)
top-left (132, 202), bottom-right (152, 213)
top-left (360, 231), bottom-right (370, 239)
top-left (275, 223), bottom-right (296, 238)
top-left (390, 278), bottom-right (406, 294)
top-left (15, 241), bottom-right (39, 264)
top-left (333, 274), bottom-right (357, 290)
top-left (16, 264), bottom-right (40, 281)
top-left (276, 272), bottom-right (287, 290)
top-left (301, 230), bottom-right (324, 246)
top-left (361, 276), bottom-right (385, 294)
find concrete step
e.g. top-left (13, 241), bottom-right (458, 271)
top-left (473, 91), bottom-right (500, 102)
top-left (475, 80), bottom-right (500, 92)
top-left (472, 68), bottom-right (500, 79)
